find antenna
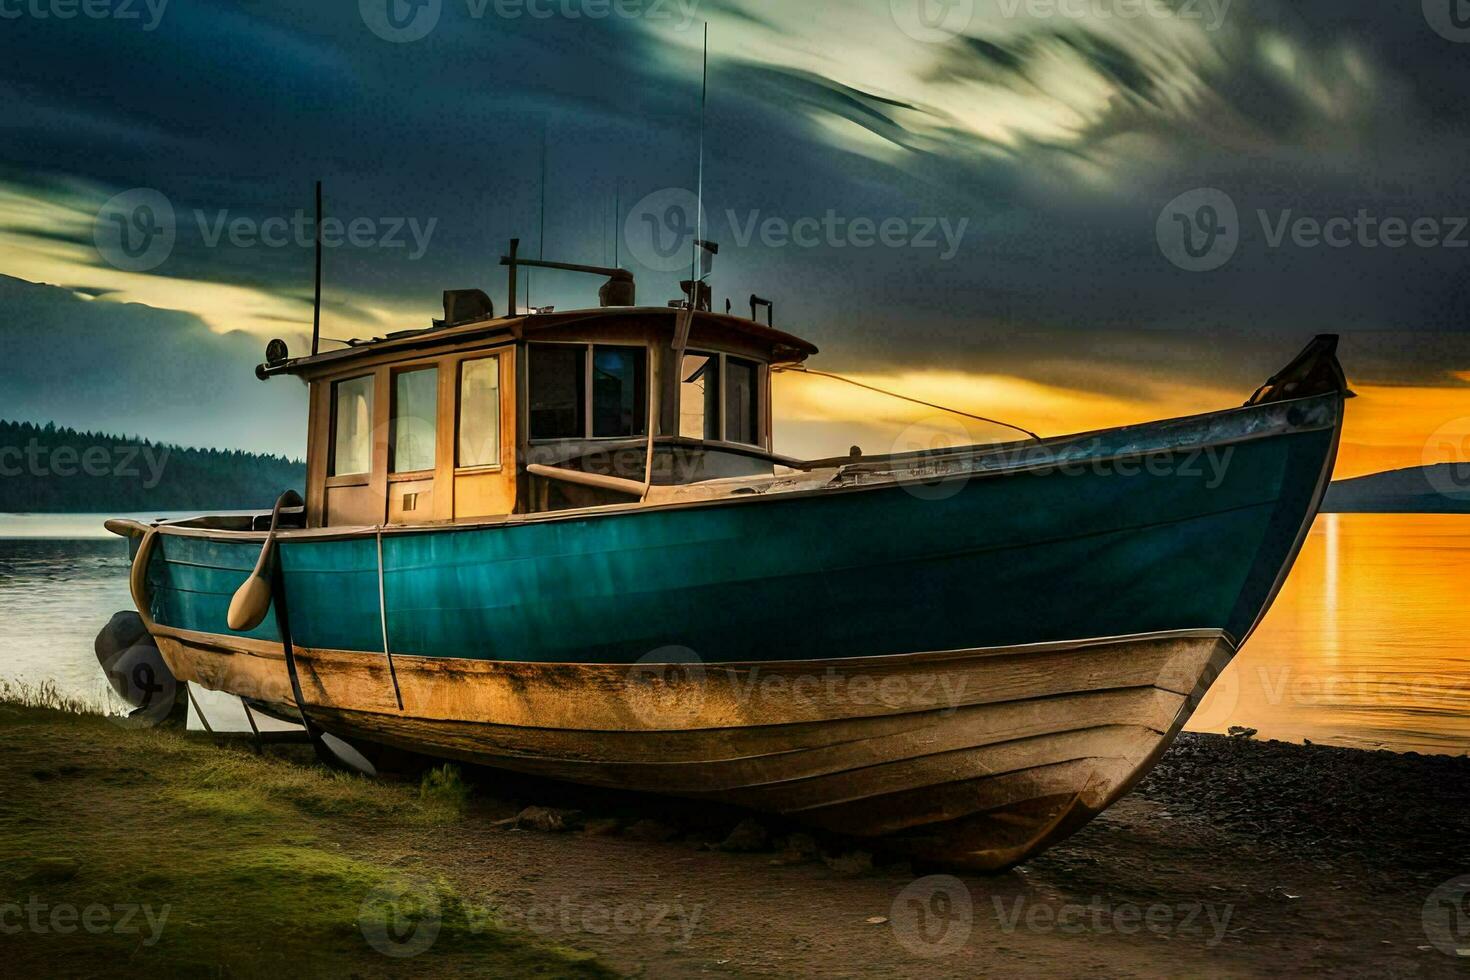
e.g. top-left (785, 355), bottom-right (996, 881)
top-left (692, 22), bottom-right (709, 296)
top-left (614, 178), bottom-right (621, 268)
top-left (311, 180), bottom-right (323, 357)
top-left (532, 118), bottom-right (548, 311)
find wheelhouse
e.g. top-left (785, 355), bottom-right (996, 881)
top-left (259, 306), bottom-right (818, 528)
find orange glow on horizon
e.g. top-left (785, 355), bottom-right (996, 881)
top-left (774, 370), bottom-right (1470, 480)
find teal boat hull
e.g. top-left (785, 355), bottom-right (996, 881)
top-left (143, 397), bottom-right (1338, 667)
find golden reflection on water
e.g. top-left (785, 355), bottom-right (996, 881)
top-left (1190, 514), bottom-right (1470, 755)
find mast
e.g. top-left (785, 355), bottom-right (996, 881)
top-left (311, 180), bottom-right (323, 357)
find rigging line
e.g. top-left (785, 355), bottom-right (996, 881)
top-left (772, 365), bottom-right (1044, 443)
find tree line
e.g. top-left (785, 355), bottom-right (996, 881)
top-left (0, 419), bottom-right (304, 513)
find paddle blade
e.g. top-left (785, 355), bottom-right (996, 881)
top-left (227, 573), bottom-right (272, 632)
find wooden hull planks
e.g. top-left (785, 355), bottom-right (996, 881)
top-left (153, 626), bottom-right (1231, 868)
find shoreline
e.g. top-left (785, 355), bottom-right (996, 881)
top-left (3, 702), bottom-right (1467, 977)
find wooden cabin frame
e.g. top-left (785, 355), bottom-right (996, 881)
top-left (265, 308), bottom-right (818, 529)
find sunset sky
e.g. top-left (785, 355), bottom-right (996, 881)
top-left (2, 0), bottom-right (1468, 478)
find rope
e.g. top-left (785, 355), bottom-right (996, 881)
top-left (772, 366), bottom-right (1044, 443)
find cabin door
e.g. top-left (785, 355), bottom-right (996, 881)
top-left (310, 347), bottom-right (517, 528)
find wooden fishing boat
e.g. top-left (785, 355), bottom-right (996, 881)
top-left (104, 253), bottom-right (1347, 870)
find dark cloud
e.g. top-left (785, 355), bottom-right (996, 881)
top-left (1, 0), bottom-right (1467, 411)
top-left (0, 275), bottom-right (306, 456)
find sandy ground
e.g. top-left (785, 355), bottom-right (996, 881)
top-left (5, 701), bottom-right (1467, 978)
top-left (365, 734), bottom-right (1470, 978)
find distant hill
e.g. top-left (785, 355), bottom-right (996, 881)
top-left (0, 420), bottom-right (303, 513)
top-left (1324, 464), bottom-right (1470, 514)
top-left (0, 275), bottom-right (306, 458)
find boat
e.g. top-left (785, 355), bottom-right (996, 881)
top-left (102, 246), bottom-right (1348, 871)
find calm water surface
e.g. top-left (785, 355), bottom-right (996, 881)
top-left (1, 513), bottom-right (1465, 754)
top-left (1192, 513), bottom-right (1470, 754)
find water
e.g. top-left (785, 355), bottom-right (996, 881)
top-left (1190, 513), bottom-right (1470, 755)
top-left (1, 513), bottom-right (1466, 755)
top-left (0, 535), bottom-right (134, 709)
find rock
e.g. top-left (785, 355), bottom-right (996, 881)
top-left (719, 818), bottom-right (770, 852)
top-left (1228, 726), bottom-right (1259, 740)
top-left (782, 832), bottom-right (819, 858)
top-left (770, 832), bottom-right (819, 865)
top-left (823, 850), bottom-right (874, 875)
top-left (625, 819), bottom-right (679, 842)
top-left (25, 857), bottom-right (79, 884)
top-left (582, 817), bottom-right (622, 838)
top-left (515, 806), bottom-right (583, 833)
top-left (865, 915), bottom-right (888, 925)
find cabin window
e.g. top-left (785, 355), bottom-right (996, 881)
top-left (391, 367), bottom-right (438, 474)
top-left (592, 346), bottom-right (647, 438)
top-left (529, 344), bottom-right (586, 440)
top-left (725, 357), bottom-right (760, 446)
top-left (680, 352), bottom-right (720, 441)
top-left (330, 375), bottom-right (373, 477)
top-left (457, 356), bottom-right (501, 468)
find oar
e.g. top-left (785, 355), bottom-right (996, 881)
top-left (227, 490), bottom-right (303, 632)
top-left (226, 490), bottom-right (377, 777)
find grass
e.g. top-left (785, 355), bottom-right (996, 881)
top-left (0, 678), bottom-right (104, 715)
top-left (0, 703), bottom-right (617, 978)
top-left (419, 763), bottom-right (473, 819)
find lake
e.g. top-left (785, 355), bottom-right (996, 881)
top-left (1, 512), bottom-right (1466, 755)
